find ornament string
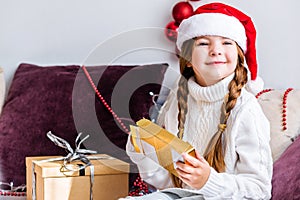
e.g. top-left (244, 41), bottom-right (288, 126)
top-left (81, 65), bottom-right (130, 134)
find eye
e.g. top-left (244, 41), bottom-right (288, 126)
top-left (223, 40), bottom-right (233, 45)
top-left (196, 41), bottom-right (209, 46)
top-left (198, 42), bottom-right (208, 46)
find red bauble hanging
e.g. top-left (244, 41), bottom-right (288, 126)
top-left (172, 1), bottom-right (194, 24)
top-left (164, 21), bottom-right (179, 42)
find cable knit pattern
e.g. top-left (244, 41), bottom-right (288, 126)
top-left (126, 74), bottom-right (273, 199)
top-left (184, 74), bottom-right (234, 154)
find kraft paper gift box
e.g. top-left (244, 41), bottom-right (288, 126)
top-left (26, 154), bottom-right (129, 200)
top-left (131, 118), bottom-right (196, 177)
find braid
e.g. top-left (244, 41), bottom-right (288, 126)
top-left (204, 47), bottom-right (248, 172)
top-left (177, 67), bottom-right (194, 138)
top-left (171, 39), bottom-right (194, 188)
top-left (176, 39), bottom-right (195, 139)
top-left (172, 65), bottom-right (194, 188)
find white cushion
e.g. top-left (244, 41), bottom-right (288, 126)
top-left (257, 89), bottom-right (300, 161)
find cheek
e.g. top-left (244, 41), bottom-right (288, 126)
top-left (228, 50), bottom-right (238, 66)
top-left (191, 51), bottom-right (205, 68)
top-left (227, 60), bottom-right (237, 74)
top-left (191, 57), bottom-right (200, 69)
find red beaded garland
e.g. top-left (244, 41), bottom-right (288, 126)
top-left (0, 191), bottom-right (26, 196)
top-left (128, 175), bottom-right (149, 196)
top-left (82, 66), bottom-right (130, 134)
top-left (255, 88), bottom-right (273, 98)
top-left (0, 182), bottom-right (26, 197)
top-left (82, 66), bottom-right (150, 196)
top-left (281, 88), bottom-right (293, 131)
top-left (256, 88), bottom-right (294, 131)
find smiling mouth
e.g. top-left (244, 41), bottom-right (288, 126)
top-left (207, 61), bottom-right (226, 65)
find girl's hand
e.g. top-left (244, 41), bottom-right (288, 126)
top-left (175, 150), bottom-right (211, 189)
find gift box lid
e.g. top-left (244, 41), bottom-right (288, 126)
top-left (26, 154), bottom-right (129, 178)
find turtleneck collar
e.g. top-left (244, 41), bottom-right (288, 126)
top-left (188, 73), bottom-right (235, 102)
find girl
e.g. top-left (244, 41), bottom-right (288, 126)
top-left (121, 2), bottom-right (272, 200)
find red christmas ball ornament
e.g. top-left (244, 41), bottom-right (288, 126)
top-left (172, 1), bottom-right (194, 24)
top-left (165, 21), bottom-right (179, 42)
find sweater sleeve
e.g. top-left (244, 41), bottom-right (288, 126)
top-left (126, 87), bottom-right (180, 190)
top-left (197, 99), bottom-right (273, 199)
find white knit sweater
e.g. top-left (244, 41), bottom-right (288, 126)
top-left (126, 74), bottom-right (273, 200)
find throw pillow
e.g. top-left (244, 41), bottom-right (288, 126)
top-left (0, 62), bottom-right (168, 189)
top-left (271, 135), bottom-right (300, 199)
top-left (0, 67), bottom-right (5, 114)
top-left (256, 89), bottom-right (300, 161)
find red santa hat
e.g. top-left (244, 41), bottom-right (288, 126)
top-left (176, 2), bottom-right (263, 94)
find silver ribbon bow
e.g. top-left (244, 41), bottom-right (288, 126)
top-left (32, 131), bottom-right (97, 200)
top-left (47, 131), bottom-right (97, 168)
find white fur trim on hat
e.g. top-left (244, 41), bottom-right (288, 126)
top-left (176, 13), bottom-right (247, 52)
top-left (245, 76), bottom-right (264, 95)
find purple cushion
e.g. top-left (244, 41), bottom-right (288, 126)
top-left (0, 63), bottom-right (168, 188)
top-left (271, 136), bottom-right (300, 199)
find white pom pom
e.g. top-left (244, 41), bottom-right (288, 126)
top-left (245, 76), bottom-right (264, 95)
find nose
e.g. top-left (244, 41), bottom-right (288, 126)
top-left (209, 43), bottom-right (223, 56)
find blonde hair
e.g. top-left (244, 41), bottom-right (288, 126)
top-left (172, 38), bottom-right (248, 187)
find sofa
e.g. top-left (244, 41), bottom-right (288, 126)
top-left (0, 63), bottom-right (299, 200)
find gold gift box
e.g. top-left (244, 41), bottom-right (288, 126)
top-left (26, 154), bottom-right (129, 200)
top-left (131, 119), bottom-right (196, 177)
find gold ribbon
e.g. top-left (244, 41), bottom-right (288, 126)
top-left (131, 119), bottom-right (195, 177)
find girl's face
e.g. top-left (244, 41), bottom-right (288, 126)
top-left (189, 36), bottom-right (238, 86)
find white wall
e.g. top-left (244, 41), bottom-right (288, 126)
top-left (1, 0), bottom-right (299, 90)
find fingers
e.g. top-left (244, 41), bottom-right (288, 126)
top-left (182, 151), bottom-right (205, 168)
top-left (175, 160), bottom-right (204, 189)
top-left (195, 150), bottom-right (203, 160)
top-left (175, 150), bottom-right (211, 190)
top-left (175, 160), bottom-right (193, 173)
top-left (175, 150), bottom-right (208, 175)
top-left (175, 153), bottom-right (202, 174)
top-left (176, 168), bottom-right (192, 182)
